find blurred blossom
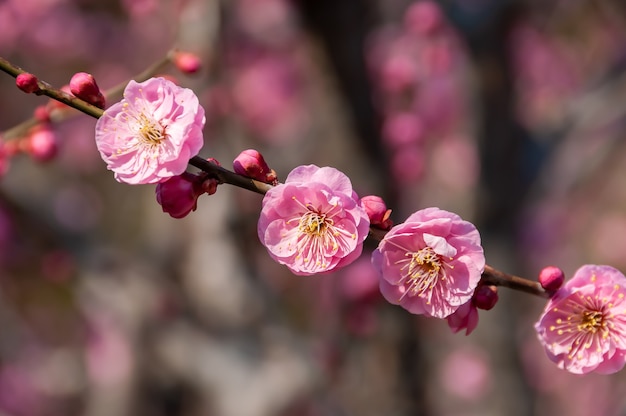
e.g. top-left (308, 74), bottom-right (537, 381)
top-left (0, 364), bottom-right (42, 416)
top-left (86, 313), bottom-right (133, 386)
top-left (403, 0), bottom-right (445, 36)
top-left (382, 112), bottom-right (424, 149)
top-left (439, 346), bottom-right (492, 400)
top-left (53, 183), bottom-right (103, 232)
top-left (431, 136), bottom-right (479, 190)
top-left (27, 126), bottom-right (58, 163)
top-left (390, 146), bottom-right (425, 184)
top-left (231, 56), bottom-right (306, 144)
top-left (121, 0), bottom-right (159, 18)
top-left (412, 76), bottom-right (461, 132)
top-left (339, 255), bottom-right (381, 304)
top-left (589, 213), bottom-right (626, 268)
top-left (234, 0), bottom-right (298, 46)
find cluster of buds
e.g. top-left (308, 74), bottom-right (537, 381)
top-left (155, 158), bottom-right (221, 218)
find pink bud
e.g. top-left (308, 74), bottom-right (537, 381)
top-left (473, 285), bottom-right (498, 310)
top-left (173, 51), bottom-right (202, 74)
top-left (360, 195), bottom-right (393, 230)
top-left (27, 127), bottom-right (58, 162)
top-left (16, 73), bottom-right (40, 94)
top-left (538, 266), bottom-right (565, 292)
top-left (34, 105), bottom-right (51, 123)
top-left (155, 172), bottom-right (203, 219)
top-left (233, 149), bottom-right (277, 184)
top-left (69, 72), bottom-right (106, 109)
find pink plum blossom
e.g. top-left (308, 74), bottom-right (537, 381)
top-left (372, 207), bottom-right (485, 318)
top-left (257, 165), bottom-right (370, 275)
top-left (535, 264), bottom-right (626, 374)
top-left (94, 77), bottom-right (205, 184)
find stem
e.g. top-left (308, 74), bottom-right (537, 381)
top-left (0, 52), bottom-right (173, 140)
top-left (481, 265), bottom-right (549, 298)
top-left (0, 56), bottom-right (550, 300)
top-left (0, 56), bottom-right (103, 119)
top-left (189, 156), bottom-right (273, 195)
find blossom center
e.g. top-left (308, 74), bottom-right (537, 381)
top-left (138, 114), bottom-right (165, 144)
top-left (299, 211), bottom-right (330, 236)
top-left (578, 310), bottom-right (606, 334)
top-left (400, 246), bottom-right (444, 298)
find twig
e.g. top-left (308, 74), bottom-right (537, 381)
top-left (0, 55), bottom-right (550, 299)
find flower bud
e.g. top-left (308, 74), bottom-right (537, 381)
top-left (70, 72), bottom-right (106, 109)
top-left (173, 51), bottom-right (202, 74)
top-left (34, 105), bottom-right (51, 123)
top-left (473, 285), bottom-right (498, 310)
top-left (233, 149), bottom-right (277, 184)
top-left (27, 127), bottom-right (58, 162)
top-left (538, 266), bottom-right (565, 292)
top-left (16, 73), bottom-right (40, 94)
top-left (360, 195), bottom-right (393, 230)
top-left (155, 172), bottom-right (204, 219)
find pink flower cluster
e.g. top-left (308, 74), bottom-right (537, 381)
top-left (95, 77), bottom-right (205, 184)
top-left (535, 265), bottom-right (626, 374)
top-left (257, 165), bottom-right (370, 275)
top-left (372, 207), bottom-right (485, 318)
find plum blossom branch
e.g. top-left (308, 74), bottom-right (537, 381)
top-left (0, 56), bottom-right (104, 119)
top-left (189, 156), bottom-right (273, 195)
top-left (0, 56), bottom-right (549, 299)
top-left (1, 52), bottom-right (173, 140)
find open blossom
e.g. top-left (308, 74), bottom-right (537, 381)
top-left (372, 207), bottom-right (485, 318)
top-left (94, 77), bottom-right (205, 184)
top-left (535, 265), bottom-right (626, 374)
top-left (258, 165), bottom-right (370, 275)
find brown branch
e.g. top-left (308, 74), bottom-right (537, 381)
top-left (0, 56), bottom-right (104, 119)
top-left (0, 55), bottom-right (550, 300)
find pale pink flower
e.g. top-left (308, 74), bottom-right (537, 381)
top-left (535, 264), bottom-right (626, 374)
top-left (258, 165), bottom-right (370, 275)
top-left (373, 207), bottom-right (485, 318)
top-left (95, 77), bottom-right (205, 184)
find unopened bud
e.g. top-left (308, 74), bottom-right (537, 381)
top-left (538, 266), bottom-right (565, 292)
top-left (16, 73), bottom-right (40, 94)
top-left (156, 172), bottom-right (203, 219)
top-left (473, 285), bottom-right (498, 310)
top-left (233, 149), bottom-right (277, 185)
top-left (27, 126), bottom-right (58, 162)
top-left (360, 195), bottom-right (393, 230)
top-left (173, 51), bottom-right (202, 74)
top-left (34, 105), bottom-right (51, 123)
top-left (69, 72), bottom-right (106, 109)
